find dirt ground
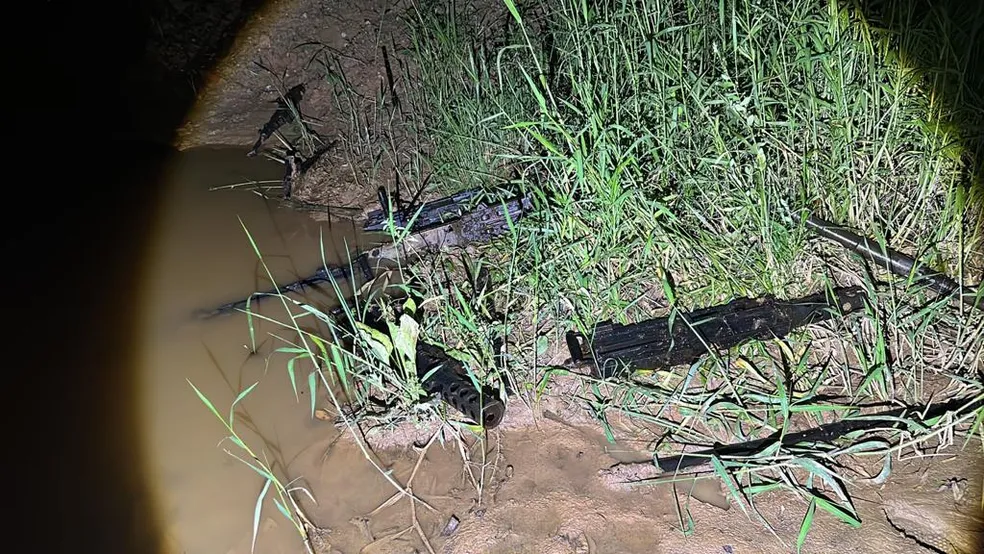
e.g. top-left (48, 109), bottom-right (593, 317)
top-left (319, 373), bottom-right (982, 554)
top-left (180, 1), bottom-right (983, 553)
top-left (177, 0), bottom-right (417, 214)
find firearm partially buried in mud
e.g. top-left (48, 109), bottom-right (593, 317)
top-left (414, 341), bottom-right (505, 429)
top-left (566, 286), bottom-right (869, 378)
top-left (194, 187), bottom-right (533, 319)
top-left (334, 302), bottom-right (507, 429)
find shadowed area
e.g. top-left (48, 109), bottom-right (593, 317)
top-left (8, 1), bottom-right (270, 552)
top-left (858, 0), bottom-right (984, 245)
top-left (846, 6), bottom-right (984, 545)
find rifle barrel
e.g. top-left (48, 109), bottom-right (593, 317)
top-left (193, 255), bottom-right (372, 319)
top-left (805, 215), bottom-right (979, 310)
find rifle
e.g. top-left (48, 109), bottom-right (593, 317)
top-left (195, 187), bottom-right (532, 319)
top-left (566, 286), bottom-right (868, 378)
top-left (804, 214), bottom-right (980, 311)
top-left (247, 83), bottom-right (307, 157)
top-left (366, 187), bottom-right (496, 233)
top-left (647, 393), bottom-right (983, 475)
top-left (329, 301), bottom-right (507, 429)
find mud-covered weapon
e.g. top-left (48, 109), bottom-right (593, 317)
top-left (194, 256), bottom-right (375, 319)
top-left (247, 83), bottom-right (306, 157)
top-left (196, 188), bottom-right (533, 319)
top-left (364, 185), bottom-right (535, 247)
top-left (367, 187), bottom-right (496, 233)
top-left (804, 214), bottom-right (980, 310)
top-left (567, 286), bottom-right (868, 378)
top-left (336, 303), bottom-right (506, 429)
top-left (416, 342), bottom-right (505, 429)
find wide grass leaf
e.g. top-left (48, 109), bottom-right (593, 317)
top-left (797, 498), bottom-right (817, 553)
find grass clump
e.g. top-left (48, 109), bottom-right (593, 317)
top-left (400, 0), bottom-right (982, 386)
top-left (378, 0), bottom-right (984, 546)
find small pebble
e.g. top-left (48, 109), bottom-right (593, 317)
top-left (440, 515), bottom-right (460, 537)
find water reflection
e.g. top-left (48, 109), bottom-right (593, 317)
top-left (139, 147), bottom-right (360, 553)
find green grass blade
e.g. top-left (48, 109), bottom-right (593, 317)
top-left (229, 381), bottom-right (259, 426)
top-left (273, 496), bottom-right (292, 521)
top-left (308, 370), bottom-right (318, 418)
top-left (187, 379), bottom-right (227, 427)
top-left (797, 498), bottom-right (817, 553)
top-left (815, 496), bottom-right (862, 528)
top-left (252, 477), bottom-right (272, 553)
top-left (286, 356), bottom-right (299, 402)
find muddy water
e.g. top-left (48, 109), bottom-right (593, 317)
top-left (138, 147), bottom-right (372, 553)
top-left (135, 146), bottom-right (518, 554)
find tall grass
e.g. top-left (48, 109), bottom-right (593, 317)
top-left (388, 0), bottom-right (984, 547)
top-left (195, 0), bottom-right (982, 551)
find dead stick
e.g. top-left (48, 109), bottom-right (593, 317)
top-left (408, 430), bottom-right (441, 554)
top-left (409, 486), bottom-right (436, 554)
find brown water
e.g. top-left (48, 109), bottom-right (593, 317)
top-left (138, 147), bottom-right (368, 553)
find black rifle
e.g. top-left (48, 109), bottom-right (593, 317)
top-left (567, 286), bottom-right (868, 378)
top-left (195, 188), bottom-right (533, 319)
top-left (654, 394), bottom-right (982, 473)
top-left (804, 214), bottom-right (980, 311)
top-left (247, 83), bottom-right (306, 157)
top-left (366, 187), bottom-right (497, 233)
top-left (194, 256), bottom-right (375, 319)
top-left (333, 302), bottom-right (506, 429)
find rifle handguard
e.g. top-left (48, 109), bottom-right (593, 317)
top-left (568, 286), bottom-right (869, 378)
top-left (365, 188), bottom-right (532, 238)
